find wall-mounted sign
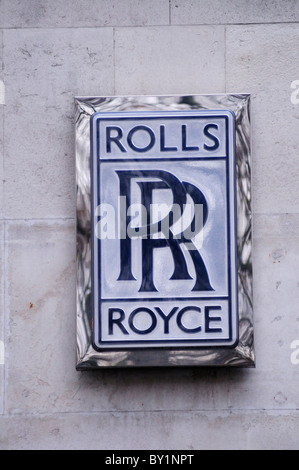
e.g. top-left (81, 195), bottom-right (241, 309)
top-left (75, 95), bottom-right (254, 368)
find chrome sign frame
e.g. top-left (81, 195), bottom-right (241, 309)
top-left (75, 94), bottom-right (254, 369)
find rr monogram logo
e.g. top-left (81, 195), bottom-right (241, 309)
top-left (116, 169), bottom-right (213, 293)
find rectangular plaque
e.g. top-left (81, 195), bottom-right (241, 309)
top-left (75, 95), bottom-right (254, 368)
top-left (91, 110), bottom-right (238, 349)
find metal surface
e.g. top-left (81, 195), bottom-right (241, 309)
top-left (75, 94), bottom-right (254, 368)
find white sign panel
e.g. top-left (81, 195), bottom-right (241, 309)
top-left (91, 110), bottom-right (238, 349)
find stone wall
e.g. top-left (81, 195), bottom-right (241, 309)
top-left (0, 0), bottom-right (299, 450)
